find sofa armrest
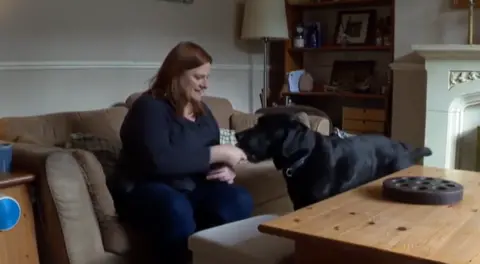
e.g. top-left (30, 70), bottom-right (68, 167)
top-left (12, 143), bottom-right (121, 264)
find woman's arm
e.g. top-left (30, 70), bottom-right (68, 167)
top-left (202, 102), bottom-right (246, 167)
top-left (126, 96), bottom-right (223, 175)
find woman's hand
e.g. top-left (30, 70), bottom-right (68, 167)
top-left (206, 165), bottom-right (236, 184)
top-left (210, 145), bottom-right (247, 167)
top-left (223, 145), bottom-right (247, 167)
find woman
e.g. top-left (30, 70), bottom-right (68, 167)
top-left (109, 41), bottom-right (254, 263)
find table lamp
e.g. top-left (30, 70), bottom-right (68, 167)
top-left (241, 0), bottom-right (289, 109)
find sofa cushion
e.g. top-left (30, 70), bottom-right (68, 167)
top-left (188, 214), bottom-right (294, 264)
top-left (234, 161), bottom-right (293, 215)
top-left (0, 107), bottom-right (128, 147)
top-left (219, 128), bottom-right (237, 145)
top-left (61, 133), bottom-right (129, 255)
top-left (70, 150), bottom-right (129, 255)
top-left (230, 111), bottom-right (310, 131)
top-left (0, 111), bottom-right (75, 146)
top-left (63, 133), bottom-right (121, 180)
top-left (230, 112), bottom-right (261, 132)
top-left (203, 96), bottom-right (234, 129)
top-left (70, 107), bottom-right (127, 142)
top-left (12, 134), bottom-right (50, 146)
top-left (231, 110), bottom-right (330, 135)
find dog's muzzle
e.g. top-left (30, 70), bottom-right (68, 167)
top-left (235, 130), bottom-right (247, 143)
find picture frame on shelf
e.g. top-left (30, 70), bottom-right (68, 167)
top-left (333, 9), bottom-right (377, 45)
top-left (330, 60), bottom-right (376, 93)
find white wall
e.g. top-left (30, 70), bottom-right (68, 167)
top-left (391, 0), bottom-right (480, 151)
top-left (0, 0), bottom-right (265, 117)
top-left (395, 0), bottom-right (477, 58)
top-left (3, 0), bottom-right (473, 118)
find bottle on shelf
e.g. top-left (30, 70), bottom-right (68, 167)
top-left (307, 22), bottom-right (322, 48)
top-left (375, 17), bottom-right (385, 46)
top-left (293, 23), bottom-right (305, 48)
top-left (383, 16), bottom-right (392, 46)
top-left (309, 23), bottom-right (318, 48)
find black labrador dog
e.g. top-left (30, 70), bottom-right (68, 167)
top-left (235, 113), bottom-right (432, 210)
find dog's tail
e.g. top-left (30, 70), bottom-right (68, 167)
top-left (410, 147), bottom-right (432, 161)
top-left (400, 142), bottom-right (432, 161)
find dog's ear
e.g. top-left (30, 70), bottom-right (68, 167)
top-left (280, 119), bottom-right (315, 161)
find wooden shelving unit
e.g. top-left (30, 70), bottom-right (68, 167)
top-left (451, 0), bottom-right (480, 8)
top-left (282, 91), bottom-right (387, 99)
top-left (268, 0), bottom-right (395, 135)
top-left (289, 45), bottom-right (392, 52)
top-left (288, 0), bottom-right (391, 8)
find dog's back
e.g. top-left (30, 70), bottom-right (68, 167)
top-left (322, 134), bottom-right (432, 194)
top-left (329, 134), bottom-right (431, 163)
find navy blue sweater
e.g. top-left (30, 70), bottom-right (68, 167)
top-left (115, 94), bottom-right (220, 190)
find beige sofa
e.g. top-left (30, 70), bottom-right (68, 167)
top-left (0, 96), bottom-right (330, 264)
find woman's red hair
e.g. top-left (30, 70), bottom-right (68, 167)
top-left (148, 41), bottom-right (212, 116)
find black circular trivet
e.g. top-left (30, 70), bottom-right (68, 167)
top-left (382, 176), bottom-right (464, 205)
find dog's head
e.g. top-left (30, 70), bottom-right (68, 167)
top-left (235, 113), bottom-right (316, 169)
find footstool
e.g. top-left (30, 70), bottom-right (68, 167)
top-left (188, 215), bottom-right (294, 264)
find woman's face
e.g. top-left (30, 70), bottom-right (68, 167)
top-left (179, 63), bottom-right (211, 102)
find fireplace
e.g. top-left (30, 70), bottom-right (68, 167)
top-left (391, 45), bottom-right (480, 170)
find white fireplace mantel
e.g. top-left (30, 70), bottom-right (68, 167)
top-left (413, 44), bottom-right (480, 60)
top-left (407, 44), bottom-right (480, 170)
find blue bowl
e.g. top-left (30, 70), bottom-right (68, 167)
top-left (0, 195), bottom-right (21, 231)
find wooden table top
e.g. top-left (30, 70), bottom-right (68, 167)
top-left (259, 166), bottom-right (480, 264)
top-left (0, 172), bottom-right (35, 189)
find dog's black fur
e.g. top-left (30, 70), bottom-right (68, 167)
top-left (235, 113), bottom-right (432, 210)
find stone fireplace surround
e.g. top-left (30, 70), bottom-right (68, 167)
top-left (391, 45), bottom-right (480, 171)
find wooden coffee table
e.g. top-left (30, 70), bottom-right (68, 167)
top-left (259, 166), bottom-right (480, 264)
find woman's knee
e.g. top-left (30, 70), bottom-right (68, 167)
top-left (125, 183), bottom-right (196, 236)
top-left (210, 184), bottom-right (254, 222)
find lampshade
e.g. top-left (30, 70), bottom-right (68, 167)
top-left (241, 0), bottom-right (289, 40)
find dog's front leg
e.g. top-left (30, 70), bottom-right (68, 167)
top-left (310, 169), bottom-right (336, 203)
top-left (333, 159), bottom-right (370, 195)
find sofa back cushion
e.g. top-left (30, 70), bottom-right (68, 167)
top-left (0, 107), bottom-right (128, 146)
top-left (0, 96), bottom-right (234, 145)
top-left (0, 111), bottom-right (74, 146)
top-left (123, 93), bottom-right (234, 129)
top-left (202, 96), bottom-right (234, 129)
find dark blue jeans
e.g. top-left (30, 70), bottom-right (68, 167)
top-left (114, 180), bottom-right (254, 264)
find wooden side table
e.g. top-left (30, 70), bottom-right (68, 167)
top-left (0, 172), bottom-right (39, 264)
